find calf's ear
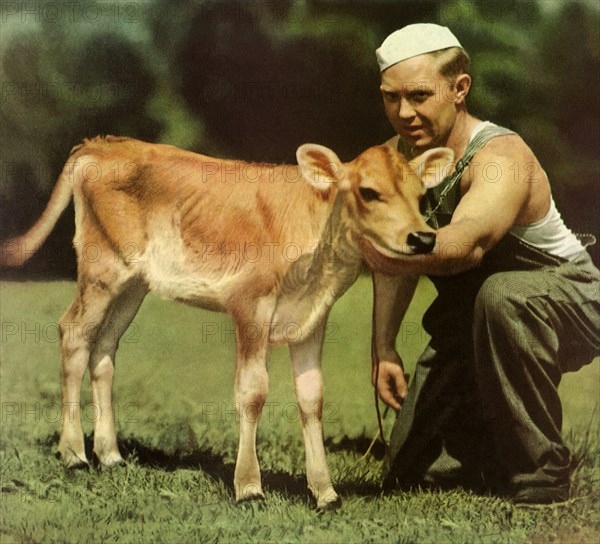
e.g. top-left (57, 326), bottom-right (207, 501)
top-left (296, 144), bottom-right (348, 191)
top-left (410, 147), bottom-right (454, 189)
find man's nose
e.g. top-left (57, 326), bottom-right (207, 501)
top-left (407, 231), bottom-right (436, 254)
top-left (398, 98), bottom-right (416, 119)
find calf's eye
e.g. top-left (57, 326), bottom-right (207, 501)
top-left (358, 187), bottom-right (381, 203)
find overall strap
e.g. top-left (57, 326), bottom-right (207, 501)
top-left (422, 124), bottom-right (516, 228)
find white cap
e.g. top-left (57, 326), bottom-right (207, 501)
top-left (376, 24), bottom-right (463, 72)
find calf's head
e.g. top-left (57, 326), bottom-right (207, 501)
top-left (296, 143), bottom-right (454, 256)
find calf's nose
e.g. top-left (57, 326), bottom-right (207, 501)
top-left (407, 231), bottom-right (436, 254)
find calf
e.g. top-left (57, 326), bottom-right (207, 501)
top-left (0, 136), bottom-right (452, 509)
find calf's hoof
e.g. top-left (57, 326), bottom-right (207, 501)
top-left (95, 451), bottom-right (125, 469)
top-left (315, 486), bottom-right (342, 512)
top-left (59, 450), bottom-right (90, 470)
top-left (237, 495), bottom-right (266, 511)
top-left (317, 494), bottom-right (342, 512)
top-left (235, 483), bottom-right (265, 504)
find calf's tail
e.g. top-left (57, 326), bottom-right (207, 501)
top-left (0, 159), bottom-right (77, 268)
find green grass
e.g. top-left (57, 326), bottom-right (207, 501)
top-left (1, 278), bottom-right (599, 543)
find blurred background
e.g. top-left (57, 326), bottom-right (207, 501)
top-left (1, 0), bottom-right (598, 278)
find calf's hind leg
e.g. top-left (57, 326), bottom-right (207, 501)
top-left (88, 281), bottom-right (146, 466)
top-left (58, 277), bottom-right (145, 468)
top-left (58, 294), bottom-right (93, 468)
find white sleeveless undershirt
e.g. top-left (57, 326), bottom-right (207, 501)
top-left (470, 122), bottom-right (584, 261)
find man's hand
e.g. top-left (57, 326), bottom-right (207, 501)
top-left (359, 237), bottom-right (414, 276)
top-left (372, 360), bottom-right (408, 411)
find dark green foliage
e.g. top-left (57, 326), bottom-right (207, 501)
top-left (1, 0), bottom-right (598, 271)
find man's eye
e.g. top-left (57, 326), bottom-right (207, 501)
top-left (358, 187), bottom-right (381, 202)
top-left (411, 92), bottom-right (431, 103)
top-left (383, 92), bottom-right (399, 102)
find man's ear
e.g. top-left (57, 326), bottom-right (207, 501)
top-left (296, 144), bottom-right (348, 191)
top-left (410, 147), bottom-right (454, 189)
top-left (454, 74), bottom-right (471, 105)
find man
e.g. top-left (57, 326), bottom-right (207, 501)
top-left (360, 23), bottom-right (600, 503)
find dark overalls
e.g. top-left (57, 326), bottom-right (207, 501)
top-left (384, 125), bottom-right (600, 502)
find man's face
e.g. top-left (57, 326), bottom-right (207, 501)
top-left (380, 54), bottom-right (458, 150)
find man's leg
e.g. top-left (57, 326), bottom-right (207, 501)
top-left (473, 259), bottom-right (600, 503)
top-left (384, 342), bottom-right (488, 490)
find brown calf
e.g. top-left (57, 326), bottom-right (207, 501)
top-left (0, 136), bottom-right (452, 509)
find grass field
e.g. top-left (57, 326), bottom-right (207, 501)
top-left (1, 277), bottom-right (599, 543)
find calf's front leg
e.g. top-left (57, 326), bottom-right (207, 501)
top-left (289, 321), bottom-right (341, 510)
top-left (233, 316), bottom-right (270, 502)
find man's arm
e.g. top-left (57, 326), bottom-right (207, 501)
top-left (361, 135), bottom-right (541, 276)
top-left (372, 272), bottom-right (419, 410)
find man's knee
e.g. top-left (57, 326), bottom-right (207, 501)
top-left (474, 273), bottom-right (528, 320)
top-left (473, 272), bottom-right (562, 377)
top-left (472, 272), bottom-right (551, 353)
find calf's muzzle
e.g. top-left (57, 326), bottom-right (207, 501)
top-left (407, 231), bottom-right (436, 254)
